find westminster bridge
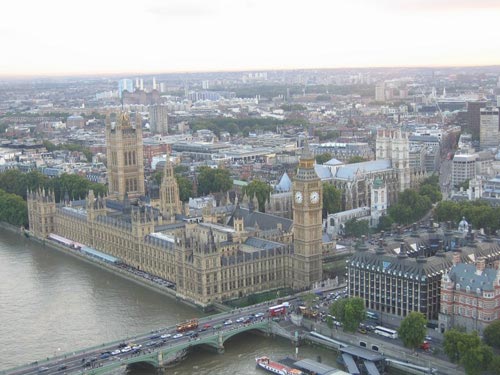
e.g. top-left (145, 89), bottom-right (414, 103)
top-left (1, 305), bottom-right (299, 375)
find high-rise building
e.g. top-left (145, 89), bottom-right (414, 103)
top-left (118, 79), bottom-right (133, 98)
top-left (375, 82), bottom-right (385, 102)
top-left (148, 105), bottom-right (169, 135)
top-left (105, 112), bottom-right (145, 200)
top-left (465, 100), bottom-right (487, 140)
top-left (292, 140), bottom-right (323, 289)
top-left (480, 107), bottom-right (500, 150)
top-left (451, 154), bottom-right (477, 188)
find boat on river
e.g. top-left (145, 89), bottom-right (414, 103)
top-left (255, 356), bottom-right (303, 375)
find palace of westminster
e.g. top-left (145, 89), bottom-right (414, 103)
top-left (27, 111), bottom-right (431, 308)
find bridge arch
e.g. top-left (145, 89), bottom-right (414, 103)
top-left (221, 324), bottom-right (269, 344)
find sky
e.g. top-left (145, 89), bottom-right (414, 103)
top-left (2, 0), bottom-right (500, 77)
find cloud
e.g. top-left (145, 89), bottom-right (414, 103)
top-left (147, 0), bottom-right (219, 18)
top-left (374, 0), bottom-right (500, 12)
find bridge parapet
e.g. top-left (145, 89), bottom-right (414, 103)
top-left (1, 319), bottom-right (287, 375)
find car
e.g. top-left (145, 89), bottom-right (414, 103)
top-left (203, 323), bottom-right (212, 329)
top-left (213, 324), bottom-right (223, 330)
top-left (236, 317), bottom-right (246, 323)
top-left (425, 336), bottom-right (432, 341)
top-left (254, 312), bottom-right (265, 318)
top-left (99, 352), bottom-right (111, 359)
top-left (150, 334), bottom-right (161, 339)
top-left (358, 328), bottom-right (367, 334)
top-left (185, 331), bottom-right (195, 337)
top-left (120, 346), bottom-right (132, 353)
top-left (160, 333), bottom-right (171, 339)
top-left (421, 341), bottom-right (431, 351)
top-left (224, 319), bottom-right (233, 326)
top-left (111, 349), bottom-right (121, 356)
top-left (173, 333), bottom-right (183, 339)
top-left (117, 343), bottom-right (127, 348)
top-left (57, 365), bottom-right (68, 371)
top-left (38, 367), bottom-right (50, 373)
top-left (132, 344), bottom-right (142, 350)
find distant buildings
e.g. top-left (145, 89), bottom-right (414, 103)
top-left (66, 115), bottom-right (85, 129)
top-left (118, 79), bottom-right (133, 98)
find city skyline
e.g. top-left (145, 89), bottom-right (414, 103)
top-left (2, 0), bottom-right (500, 77)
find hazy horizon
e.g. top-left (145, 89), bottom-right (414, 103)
top-left (3, 0), bottom-right (500, 77)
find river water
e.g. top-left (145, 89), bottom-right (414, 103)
top-left (0, 228), bottom-right (340, 374)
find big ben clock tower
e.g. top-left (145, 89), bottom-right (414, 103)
top-left (292, 138), bottom-right (323, 289)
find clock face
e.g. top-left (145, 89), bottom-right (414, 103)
top-left (295, 191), bottom-right (303, 203)
top-left (310, 191), bottom-right (320, 204)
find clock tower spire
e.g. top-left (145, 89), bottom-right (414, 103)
top-left (292, 134), bottom-right (323, 289)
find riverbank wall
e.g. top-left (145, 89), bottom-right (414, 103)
top-left (0, 222), bottom-right (212, 313)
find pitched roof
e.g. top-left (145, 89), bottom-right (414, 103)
top-left (449, 263), bottom-right (498, 292)
top-left (275, 172), bottom-right (292, 192)
top-left (334, 159), bottom-right (392, 180)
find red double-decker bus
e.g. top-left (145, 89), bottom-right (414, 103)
top-left (268, 302), bottom-right (289, 317)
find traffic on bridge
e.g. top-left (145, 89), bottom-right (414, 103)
top-left (2, 302), bottom-right (285, 375)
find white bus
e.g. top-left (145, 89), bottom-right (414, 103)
top-left (374, 326), bottom-right (398, 339)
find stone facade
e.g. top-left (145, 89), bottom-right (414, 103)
top-left (27, 120), bottom-right (325, 307)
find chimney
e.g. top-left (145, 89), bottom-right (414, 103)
top-left (476, 257), bottom-right (486, 275)
top-left (452, 251), bottom-right (461, 266)
top-left (398, 242), bottom-right (408, 259)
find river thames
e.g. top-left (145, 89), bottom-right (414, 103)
top-left (0, 228), bottom-right (340, 374)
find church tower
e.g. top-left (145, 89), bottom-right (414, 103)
top-left (106, 111), bottom-right (145, 201)
top-left (376, 129), bottom-right (410, 191)
top-left (292, 139), bottom-right (323, 289)
top-left (159, 154), bottom-right (181, 221)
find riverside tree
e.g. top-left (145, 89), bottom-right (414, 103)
top-left (398, 312), bottom-right (427, 349)
top-left (330, 297), bottom-right (366, 333)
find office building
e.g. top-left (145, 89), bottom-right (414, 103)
top-left (148, 105), bottom-right (169, 135)
top-left (480, 107), bottom-right (500, 150)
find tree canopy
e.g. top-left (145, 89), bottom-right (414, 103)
top-left (388, 189), bottom-right (432, 225)
top-left (0, 189), bottom-right (28, 227)
top-left (344, 218), bottom-right (369, 238)
top-left (242, 179), bottom-right (272, 212)
top-left (323, 183), bottom-right (342, 218)
top-left (398, 312), bottom-right (427, 349)
top-left (329, 297), bottom-right (366, 333)
top-left (43, 140), bottom-right (93, 162)
top-left (443, 329), bottom-right (493, 374)
top-left (315, 153), bottom-right (332, 165)
top-left (0, 170), bottom-right (106, 203)
top-left (483, 319), bottom-right (500, 349)
top-left (347, 156), bottom-right (367, 164)
top-left (435, 200), bottom-right (500, 235)
top-left (196, 166), bottom-right (232, 196)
